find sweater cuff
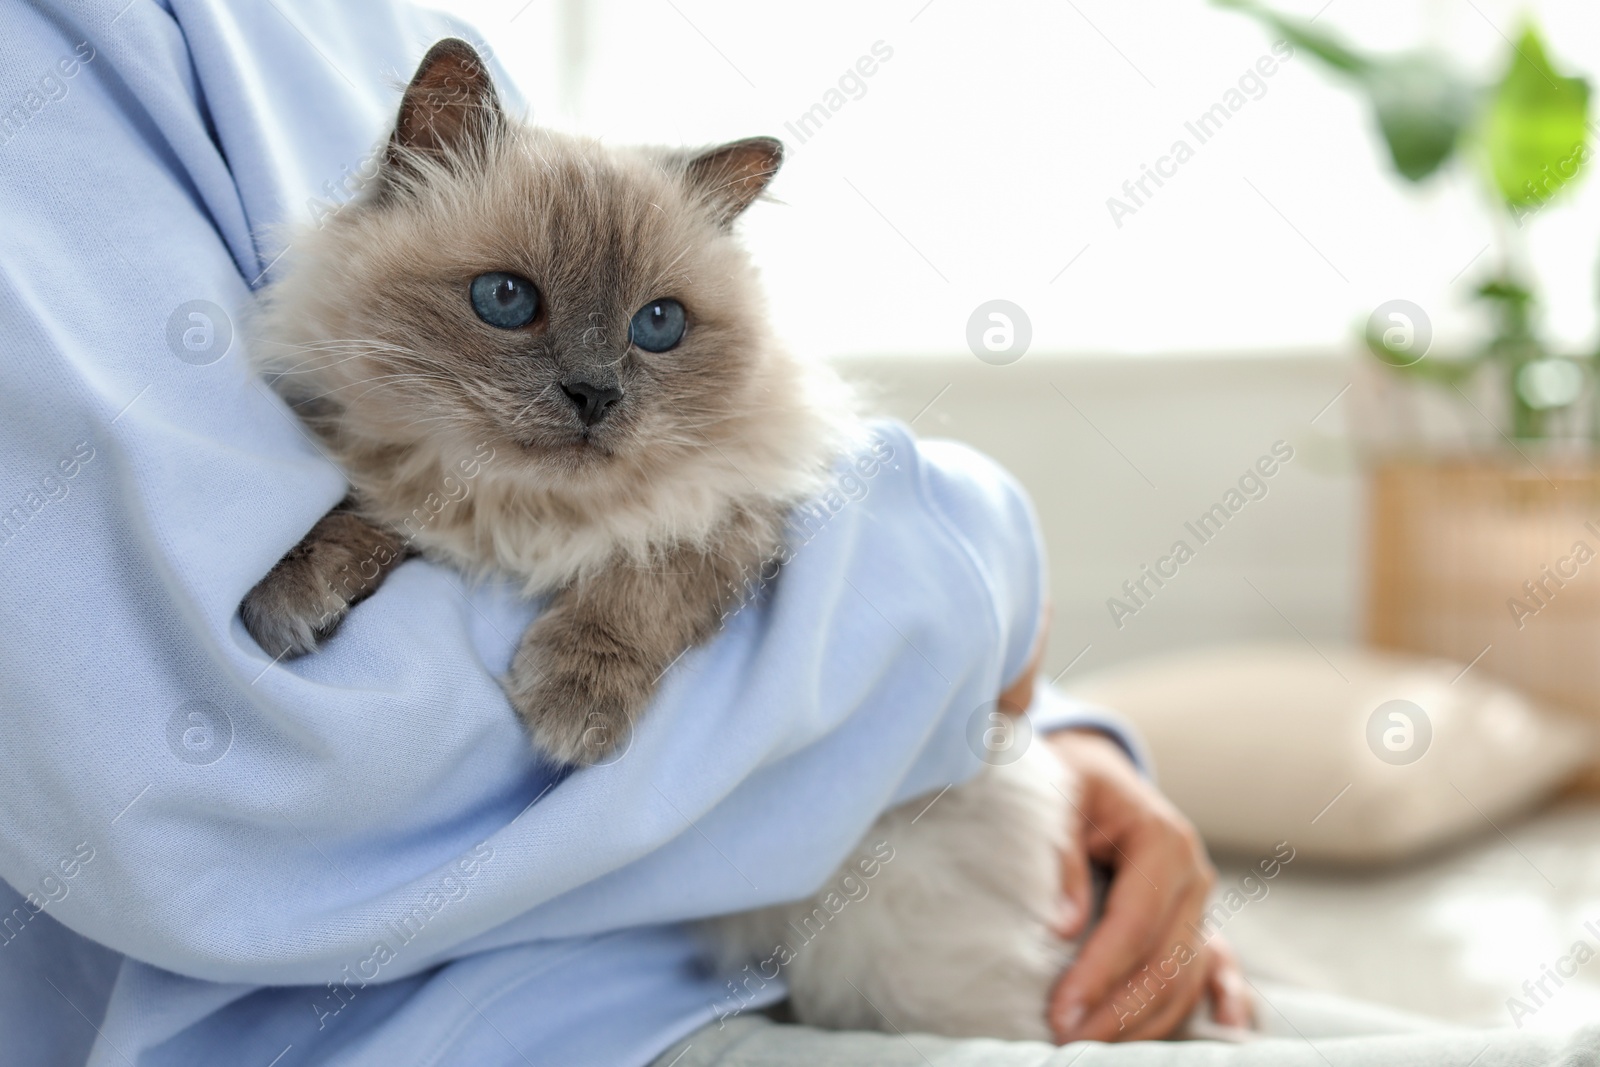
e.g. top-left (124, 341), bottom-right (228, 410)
top-left (1028, 684), bottom-right (1155, 780)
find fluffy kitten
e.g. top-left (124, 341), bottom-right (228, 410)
top-left (243, 38), bottom-right (1086, 1041)
top-left (243, 39), bottom-right (848, 765)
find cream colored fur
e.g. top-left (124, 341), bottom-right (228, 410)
top-left (708, 741), bottom-right (1081, 1040)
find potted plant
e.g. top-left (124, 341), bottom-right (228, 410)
top-left (1220, 1), bottom-right (1600, 748)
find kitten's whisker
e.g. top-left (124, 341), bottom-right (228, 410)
top-left (510, 379), bottom-right (563, 426)
top-left (304, 372), bottom-right (460, 406)
top-left (342, 387), bottom-right (452, 410)
top-left (401, 412), bottom-right (480, 428)
top-left (265, 350), bottom-right (375, 376)
top-left (264, 339), bottom-right (428, 377)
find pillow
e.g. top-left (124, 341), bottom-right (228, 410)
top-left (1063, 642), bottom-right (1596, 865)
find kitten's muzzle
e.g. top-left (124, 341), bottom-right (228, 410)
top-left (561, 378), bottom-right (623, 427)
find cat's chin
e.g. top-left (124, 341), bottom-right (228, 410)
top-left (514, 432), bottom-right (618, 466)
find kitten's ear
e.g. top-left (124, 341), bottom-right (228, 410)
top-left (383, 39), bottom-right (504, 178)
top-left (683, 137), bottom-right (783, 226)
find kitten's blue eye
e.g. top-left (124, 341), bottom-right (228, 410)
top-left (629, 298), bottom-right (686, 352)
top-left (470, 272), bottom-right (540, 329)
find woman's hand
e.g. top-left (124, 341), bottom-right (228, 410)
top-left (1044, 728), bottom-right (1254, 1042)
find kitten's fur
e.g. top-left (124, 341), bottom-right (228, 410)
top-left (243, 38), bottom-right (1089, 1041)
top-left (710, 740), bottom-right (1079, 1039)
top-left (244, 39), bottom-right (847, 764)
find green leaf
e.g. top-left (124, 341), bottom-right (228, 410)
top-left (1479, 25), bottom-right (1590, 207)
top-left (1212, 0), bottom-right (1368, 73)
top-left (1476, 277), bottom-right (1535, 309)
top-left (1213, 0), bottom-right (1475, 183)
top-left (1362, 56), bottom-right (1478, 181)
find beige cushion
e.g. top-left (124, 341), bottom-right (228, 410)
top-left (1065, 643), bottom-right (1596, 865)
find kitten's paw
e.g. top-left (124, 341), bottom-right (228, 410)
top-left (240, 557), bottom-right (353, 659)
top-left (517, 687), bottom-right (634, 766)
top-left (506, 628), bottom-right (652, 766)
top-left (240, 509), bottom-right (405, 659)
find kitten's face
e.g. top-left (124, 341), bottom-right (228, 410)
top-left (290, 41), bottom-right (785, 486)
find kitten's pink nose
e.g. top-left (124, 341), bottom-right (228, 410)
top-left (561, 379), bottom-right (623, 426)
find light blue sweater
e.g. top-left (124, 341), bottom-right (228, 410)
top-left (0, 2), bottom-right (1140, 1064)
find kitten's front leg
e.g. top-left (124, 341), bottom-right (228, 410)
top-left (240, 498), bottom-right (409, 658)
top-left (507, 514), bottom-right (777, 765)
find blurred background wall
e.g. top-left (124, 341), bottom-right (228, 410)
top-left (842, 352), bottom-right (1362, 679)
top-left (437, 0), bottom-right (1600, 361)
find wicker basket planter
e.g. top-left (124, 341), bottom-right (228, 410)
top-left (1367, 458), bottom-right (1600, 777)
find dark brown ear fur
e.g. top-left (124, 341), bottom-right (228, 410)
top-left (683, 137), bottom-right (784, 226)
top-left (383, 38), bottom-right (504, 182)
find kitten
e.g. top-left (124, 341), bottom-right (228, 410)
top-left (243, 39), bottom-right (849, 765)
top-left (242, 38), bottom-right (1093, 1042)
